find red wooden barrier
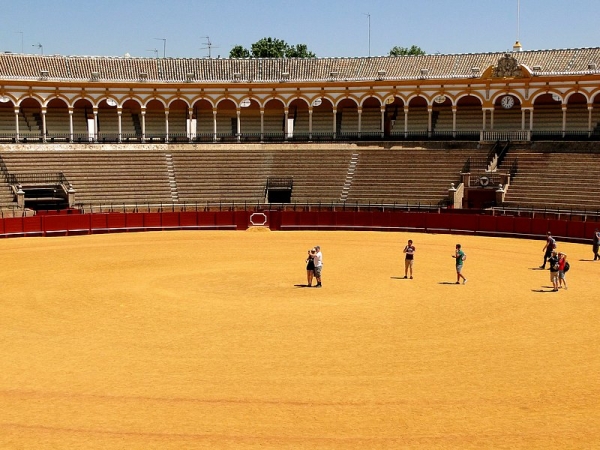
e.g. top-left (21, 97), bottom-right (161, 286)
top-left (547, 219), bottom-right (568, 238)
top-left (279, 211), bottom-right (297, 227)
top-left (23, 216), bottom-right (43, 236)
top-left (566, 221), bottom-right (586, 240)
top-left (215, 211), bottom-right (235, 227)
top-left (425, 213), bottom-right (448, 232)
top-left (142, 212), bottom-right (162, 230)
top-left (66, 214), bottom-right (91, 234)
top-left (495, 216), bottom-right (515, 234)
top-left (334, 211), bottom-right (355, 228)
top-left (371, 211), bottom-right (391, 228)
top-left (235, 211), bottom-right (249, 230)
top-left (298, 212), bottom-right (319, 226)
top-left (4, 217), bottom-right (24, 236)
top-left (125, 213), bottom-right (144, 230)
top-left (316, 211), bottom-right (335, 227)
top-left (477, 215), bottom-right (497, 232)
top-left (43, 215), bottom-right (69, 236)
top-left (179, 211), bottom-right (198, 228)
top-left (513, 217), bottom-right (532, 235)
top-left (584, 221), bottom-right (600, 242)
top-left (106, 213), bottom-right (127, 230)
top-left (197, 211), bottom-right (216, 226)
top-left (0, 210), bottom-right (596, 245)
top-left (90, 214), bottom-right (109, 232)
top-left (530, 218), bottom-right (550, 236)
top-left (354, 211), bottom-right (373, 228)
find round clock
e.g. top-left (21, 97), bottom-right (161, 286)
top-left (501, 95), bottom-right (515, 109)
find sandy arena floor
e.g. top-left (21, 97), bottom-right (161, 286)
top-left (0, 229), bottom-right (598, 449)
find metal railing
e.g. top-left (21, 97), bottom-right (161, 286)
top-left (7, 172), bottom-right (69, 185)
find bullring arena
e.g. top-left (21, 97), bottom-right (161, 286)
top-left (1, 45), bottom-right (600, 449)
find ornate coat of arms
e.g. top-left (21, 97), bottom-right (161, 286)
top-left (493, 53), bottom-right (524, 78)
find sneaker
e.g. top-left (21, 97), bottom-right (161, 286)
top-left (316, 283), bottom-right (322, 288)
top-left (463, 279), bottom-right (468, 284)
top-left (410, 276), bottom-right (413, 279)
top-left (456, 282), bottom-right (460, 284)
top-left (539, 265), bottom-right (545, 269)
top-left (403, 276), bottom-right (407, 279)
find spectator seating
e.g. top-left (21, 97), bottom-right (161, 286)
top-left (500, 148), bottom-right (600, 211)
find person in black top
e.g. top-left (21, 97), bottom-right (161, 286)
top-left (593, 229), bottom-right (600, 261)
top-left (403, 239), bottom-right (415, 279)
top-left (306, 248), bottom-right (316, 287)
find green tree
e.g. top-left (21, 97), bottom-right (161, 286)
top-left (229, 37), bottom-right (316, 58)
top-left (285, 43), bottom-right (316, 58)
top-left (229, 45), bottom-right (251, 58)
top-left (389, 45), bottom-right (426, 56)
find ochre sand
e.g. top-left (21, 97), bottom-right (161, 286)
top-left (0, 230), bottom-right (598, 449)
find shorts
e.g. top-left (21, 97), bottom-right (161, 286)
top-left (314, 266), bottom-right (322, 278)
top-left (550, 271), bottom-right (559, 283)
top-left (456, 264), bottom-right (463, 273)
top-left (558, 270), bottom-right (565, 280)
top-left (404, 259), bottom-right (414, 270)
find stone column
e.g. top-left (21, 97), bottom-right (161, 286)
top-left (260, 109), bottom-right (264, 142)
top-left (68, 185), bottom-right (76, 208)
top-left (212, 109), bottom-right (217, 142)
top-left (14, 107), bottom-right (20, 142)
top-left (332, 108), bottom-right (337, 139)
top-left (141, 108), bottom-right (146, 143)
top-left (165, 109), bottom-right (169, 143)
top-left (117, 108), bottom-right (122, 143)
top-left (17, 185), bottom-right (25, 209)
top-left (93, 107), bottom-right (99, 142)
top-left (41, 107), bottom-right (47, 142)
top-left (68, 108), bottom-right (74, 142)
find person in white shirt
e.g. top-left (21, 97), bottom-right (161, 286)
top-left (313, 245), bottom-right (323, 288)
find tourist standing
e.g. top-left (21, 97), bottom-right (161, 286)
top-left (558, 252), bottom-right (568, 290)
top-left (593, 229), bottom-right (600, 261)
top-left (403, 239), bottom-right (415, 279)
top-left (313, 245), bottom-right (323, 288)
top-left (452, 244), bottom-right (467, 285)
top-left (306, 248), bottom-right (316, 287)
top-left (548, 250), bottom-right (560, 292)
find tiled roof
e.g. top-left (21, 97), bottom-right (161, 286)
top-left (1, 48), bottom-right (599, 83)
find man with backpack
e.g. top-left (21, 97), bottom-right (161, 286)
top-left (540, 231), bottom-right (557, 269)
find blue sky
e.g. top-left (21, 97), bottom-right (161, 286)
top-left (2, 0), bottom-right (600, 58)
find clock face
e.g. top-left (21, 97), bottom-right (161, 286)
top-left (501, 95), bottom-right (515, 109)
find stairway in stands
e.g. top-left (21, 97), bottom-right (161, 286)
top-left (340, 153), bottom-right (359, 202)
top-left (165, 154), bottom-right (179, 202)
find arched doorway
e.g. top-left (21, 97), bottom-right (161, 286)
top-left (263, 99), bottom-right (284, 141)
top-left (288, 98), bottom-right (309, 141)
top-left (168, 99), bottom-right (188, 142)
top-left (97, 98), bottom-right (119, 142)
top-left (122, 99), bottom-right (142, 141)
top-left (19, 98), bottom-right (43, 142)
top-left (239, 98), bottom-right (261, 141)
top-left (361, 97), bottom-right (382, 139)
top-left (0, 96), bottom-right (16, 141)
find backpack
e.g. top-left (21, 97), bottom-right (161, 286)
top-left (564, 261), bottom-right (570, 272)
